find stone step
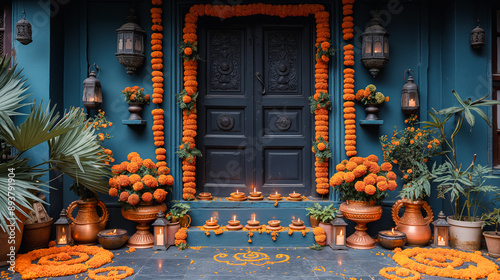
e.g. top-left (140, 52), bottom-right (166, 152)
top-left (180, 199), bottom-right (337, 227)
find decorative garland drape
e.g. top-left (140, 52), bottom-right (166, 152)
top-left (177, 4), bottom-right (336, 199)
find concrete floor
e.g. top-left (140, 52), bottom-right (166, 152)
top-left (1, 244), bottom-right (494, 279)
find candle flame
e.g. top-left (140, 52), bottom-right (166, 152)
top-left (439, 236), bottom-right (444, 241)
top-left (293, 191), bottom-right (296, 194)
top-left (298, 218), bottom-right (301, 222)
top-left (275, 191), bottom-right (278, 195)
top-left (340, 229), bottom-right (343, 235)
top-left (159, 228), bottom-right (162, 234)
top-left (391, 228), bottom-right (395, 235)
top-left (62, 227), bottom-right (65, 234)
top-left (112, 229), bottom-right (117, 234)
top-left (60, 235), bottom-right (66, 243)
top-left (236, 190), bottom-right (239, 194)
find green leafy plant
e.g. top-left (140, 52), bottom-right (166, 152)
top-left (308, 91), bottom-right (331, 114)
top-left (176, 90), bottom-right (198, 111)
top-left (315, 40), bottom-right (336, 60)
top-left (380, 115), bottom-right (442, 200)
top-left (309, 243), bottom-right (323, 250)
top-left (312, 137), bottom-right (331, 163)
top-left (423, 90), bottom-right (500, 221)
top-left (481, 193), bottom-right (500, 234)
top-left (167, 202), bottom-right (191, 222)
top-left (306, 203), bottom-right (337, 223)
top-left (177, 242), bottom-right (189, 250)
top-left (176, 141), bottom-right (202, 163)
top-left (179, 41), bottom-right (201, 61)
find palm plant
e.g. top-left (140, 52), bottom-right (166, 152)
top-left (0, 56), bottom-right (111, 233)
top-left (423, 90), bottom-right (500, 221)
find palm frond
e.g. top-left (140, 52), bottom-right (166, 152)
top-left (0, 56), bottom-right (31, 116)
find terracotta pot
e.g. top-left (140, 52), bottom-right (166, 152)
top-left (67, 198), bottom-right (108, 245)
top-left (364, 104), bottom-right (380, 121)
top-left (484, 231), bottom-right (500, 258)
top-left (121, 202), bottom-right (167, 249)
top-left (167, 222), bottom-right (181, 246)
top-left (310, 217), bottom-right (319, 228)
top-left (20, 218), bottom-right (53, 252)
top-left (392, 198), bottom-right (433, 246)
top-left (318, 222), bottom-right (333, 245)
top-left (128, 102), bottom-right (144, 120)
top-left (447, 216), bottom-right (483, 251)
top-left (0, 206), bottom-right (27, 267)
top-left (339, 200), bottom-right (382, 249)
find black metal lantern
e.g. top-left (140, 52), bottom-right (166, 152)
top-left (16, 10), bottom-right (32, 45)
top-left (470, 19), bottom-right (485, 49)
top-left (151, 211), bottom-right (169, 250)
top-left (330, 211), bottom-right (348, 250)
top-left (115, 8), bottom-right (145, 75)
top-left (432, 211), bottom-right (450, 247)
top-left (361, 12), bottom-right (389, 78)
top-left (54, 209), bottom-right (72, 246)
top-left (82, 64), bottom-right (102, 110)
top-left (401, 69), bottom-right (419, 115)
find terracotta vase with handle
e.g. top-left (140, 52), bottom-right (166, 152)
top-left (392, 198), bottom-right (433, 246)
top-left (339, 200), bottom-right (382, 249)
top-left (67, 198), bottom-right (109, 245)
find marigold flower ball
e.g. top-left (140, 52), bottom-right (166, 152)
top-left (119, 191), bottom-right (130, 202)
top-left (118, 175), bottom-right (130, 187)
top-left (127, 194), bottom-right (140, 206)
top-left (127, 152), bottom-right (140, 161)
top-left (142, 192), bottom-right (153, 202)
top-left (109, 188), bottom-right (118, 197)
top-left (364, 184), bottom-right (376, 195)
top-left (127, 162), bottom-right (139, 173)
top-left (133, 182), bottom-right (144, 191)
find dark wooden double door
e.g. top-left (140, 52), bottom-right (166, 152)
top-left (197, 17), bottom-right (313, 197)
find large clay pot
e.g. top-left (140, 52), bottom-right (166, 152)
top-left (20, 218), bottom-right (53, 252)
top-left (339, 200), bottom-right (382, 249)
top-left (0, 206), bottom-right (27, 266)
top-left (484, 231), bottom-right (500, 258)
top-left (447, 216), bottom-right (483, 251)
top-left (121, 202), bottom-right (167, 249)
top-left (67, 198), bottom-right (109, 245)
top-left (392, 198), bottom-right (433, 246)
top-left (318, 222), bottom-right (333, 245)
top-left (167, 222), bottom-right (181, 246)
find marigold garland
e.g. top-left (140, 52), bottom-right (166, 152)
top-left (392, 247), bottom-right (499, 279)
top-left (15, 245), bottom-right (113, 279)
top-left (175, 227), bottom-right (188, 247)
top-left (342, 0), bottom-right (357, 157)
top-left (312, 226), bottom-right (326, 246)
top-left (379, 267), bottom-right (421, 280)
top-left (179, 3), bottom-right (333, 198)
top-left (87, 266), bottom-right (134, 280)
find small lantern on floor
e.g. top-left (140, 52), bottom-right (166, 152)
top-left (115, 8), bottom-right (146, 75)
top-left (361, 12), bottom-right (390, 78)
top-left (82, 64), bottom-right (102, 110)
top-left (470, 19), bottom-right (485, 49)
top-left (330, 211), bottom-right (348, 250)
top-left (54, 209), bottom-right (72, 246)
top-left (151, 211), bottom-right (169, 250)
top-left (401, 69), bottom-right (419, 115)
top-left (432, 211), bottom-right (450, 247)
top-left (16, 10), bottom-right (32, 45)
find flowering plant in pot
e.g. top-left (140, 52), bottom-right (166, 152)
top-left (482, 194), bottom-right (500, 257)
top-left (122, 86), bottom-right (150, 120)
top-left (167, 202), bottom-right (191, 227)
top-left (329, 155), bottom-right (396, 249)
top-left (424, 90), bottom-right (500, 250)
top-left (355, 84), bottom-right (389, 121)
top-left (305, 203), bottom-right (336, 244)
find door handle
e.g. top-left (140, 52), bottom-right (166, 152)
top-left (255, 72), bottom-right (266, 95)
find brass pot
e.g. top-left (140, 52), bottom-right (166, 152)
top-left (67, 198), bottom-right (109, 245)
top-left (392, 198), bottom-right (433, 246)
top-left (339, 200), bottom-right (382, 249)
top-left (121, 202), bottom-right (167, 249)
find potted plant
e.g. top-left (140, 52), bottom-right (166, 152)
top-left (167, 202), bottom-right (191, 227)
top-left (314, 204), bottom-right (337, 245)
top-left (380, 115), bottom-right (441, 246)
top-left (329, 154), bottom-right (397, 249)
top-left (424, 90), bottom-right (500, 251)
top-left (355, 84), bottom-right (389, 120)
top-left (305, 203), bottom-right (323, 228)
top-left (482, 194), bottom-right (500, 257)
top-left (122, 86), bottom-right (150, 120)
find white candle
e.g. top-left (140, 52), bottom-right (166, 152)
top-left (157, 233), bottom-right (164, 246)
top-left (408, 98), bottom-right (416, 107)
top-left (437, 236), bottom-right (445, 246)
top-left (336, 229), bottom-right (344, 246)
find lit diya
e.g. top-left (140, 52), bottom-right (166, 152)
top-left (289, 217), bottom-right (306, 230)
top-left (226, 215), bottom-right (243, 230)
top-left (97, 229), bottom-right (128, 250)
top-left (268, 191), bottom-right (282, 201)
top-left (378, 228), bottom-right (407, 249)
top-left (245, 214), bottom-right (262, 230)
top-left (204, 217), bottom-right (220, 229)
top-left (248, 187), bottom-right (264, 201)
top-left (197, 192), bottom-right (213, 201)
top-left (287, 191), bottom-right (303, 201)
top-left (229, 190), bottom-right (247, 201)
top-left (267, 219), bottom-right (282, 230)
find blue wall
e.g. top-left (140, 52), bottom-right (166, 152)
top-left (11, 0), bottom-right (497, 229)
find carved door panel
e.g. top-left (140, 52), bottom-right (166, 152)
top-left (197, 19), bottom-right (312, 196)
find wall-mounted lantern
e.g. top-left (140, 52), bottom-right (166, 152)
top-left (16, 10), bottom-right (32, 45)
top-left (401, 69), bottom-right (419, 115)
top-left (82, 64), bottom-right (102, 110)
top-left (361, 12), bottom-right (390, 78)
top-left (470, 19), bottom-right (485, 49)
top-left (115, 8), bottom-right (145, 75)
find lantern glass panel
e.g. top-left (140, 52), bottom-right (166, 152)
top-left (335, 227), bottom-right (346, 246)
top-left (56, 225), bottom-right (70, 245)
top-left (125, 37), bottom-right (133, 50)
top-left (117, 34), bottom-right (124, 51)
top-left (384, 40), bottom-right (389, 54)
top-left (437, 227), bottom-right (447, 246)
top-left (364, 40), bottom-right (372, 54)
top-left (374, 41), bottom-right (382, 54)
top-left (155, 226), bottom-right (166, 246)
top-left (135, 38), bottom-right (142, 52)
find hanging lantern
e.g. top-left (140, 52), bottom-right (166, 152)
top-left (361, 12), bottom-right (390, 78)
top-left (54, 209), bottom-right (72, 246)
top-left (330, 211), bottom-right (348, 250)
top-left (16, 10), bottom-right (32, 45)
top-left (151, 211), bottom-right (169, 250)
top-left (401, 69), bottom-right (419, 115)
top-left (82, 64), bottom-right (102, 110)
top-left (432, 211), bottom-right (450, 247)
top-left (115, 8), bottom-right (145, 75)
top-left (470, 19), bottom-right (485, 49)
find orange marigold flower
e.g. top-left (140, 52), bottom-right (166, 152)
top-left (355, 181), bottom-right (366, 192)
top-left (407, 169), bottom-right (413, 174)
top-left (153, 188), bottom-right (167, 202)
top-left (127, 152), bottom-right (140, 161)
top-left (133, 182), bottom-right (144, 191)
top-left (157, 166), bottom-right (170, 175)
top-left (142, 192), bottom-right (153, 202)
top-left (320, 41), bottom-right (330, 50)
top-left (329, 174), bottom-right (343, 186)
top-left (127, 194), bottom-right (140, 206)
top-left (387, 180), bottom-right (397, 191)
top-left (119, 191), bottom-right (130, 202)
top-left (377, 181), bottom-right (388, 191)
top-left (364, 184), bottom-right (376, 195)
top-left (129, 174), bottom-right (141, 185)
top-left (367, 154), bottom-right (379, 163)
top-left (387, 171), bottom-right (397, 180)
top-left (131, 157), bottom-right (143, 168)
top-left (108, 177), bottom-right (120, 188)
top-left (369, 164), bottom-right (381, 174)
top-left (117, 175), bottom-right (130, 187)
top-left (336, 163), bottom-right (346, 172)
top-left (344, 172), bottom-right (355, 183)
top-left (345, 161), bottom-right (357, 171)
top-left (108, 188), bottom-right (118, 197)
top-left (363, 176), bottom-right (376, 186)
top-left (143, 175), bottom-right (158, 188)
top-left (143, 158), bottom-right (156, 169)
top-left (380, 162), bottom-right (393, 172)
top-left (127, 162), bottom-right (139, 173)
